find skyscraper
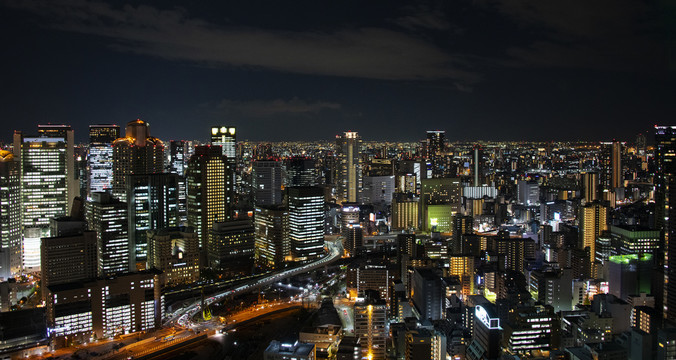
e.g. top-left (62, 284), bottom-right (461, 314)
top-left (611, 140), bottom-right (622, 190)
top-left (168, 140), bottom-right (187, 222)
top-left (127, 173), bottom-right (179, 269)
top-left (88, 124), bottom-right (120, 195)
top-left (472, 144), bottom-right (483, 187)
top-left (426, 130), bottom-right (445, 178)
top-left (288, 186), bottom-right (325, 262)
top-left (85, 192), bottom-right (130, 276)
top-left (254, 205), bottom-right (288, 270)
top-left (13, 126), bottom-right (75, 230)
top-left (252, 159), bottom-right (284, 206)
top-left (285, 156), bottom-right (316, 187)
top-left (208, 219), bottom-right (255, 274)
top-left (0, 151), bottom-right (21, 278)
top-left (336, 131), bottom-right (362, 203)
top-left (186, 145), bottom-right (228, 248)
top-left (210, 126), bottom-right (236, 161)
top-left (579, 202), bottom-right (609, 264)
top-left (354, 290), bottom-right (388, 360)
top-left (112, 119), bottom-right (164, 202)
top-left (582, 172), bottom-right (599, 204)
top-left (656, 125), bottom-right (676, 323)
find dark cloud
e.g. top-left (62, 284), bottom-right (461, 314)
top-left (4, 0), bottom-right (477, 82)
top-left (215, 97), bottom-right (341, 118)
top-left (480, 0), bottom-right (668, 72)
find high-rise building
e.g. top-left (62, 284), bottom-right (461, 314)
top-left (288, 187), bottom-right (325, 262)
top-left (127, 173), bottom-right (179, 269)
top-left (147, 227), bottom-right (200, 286)
top-left (412, 268), bottom-right (445, 321)
top-left (354, 290), bottom-right (387, 360)
top-left (362, 176), bottom-right (395, 208)
top-left (254, 205), bottom-right (288, 270)
top-left (448, 255), bottom-right (475, 298)
top-left (210, 126), bottom-right (236, 161)
top-left (336, 131), bottom-right (362, 203)
top-left (344, 224), bottom-right (363, 256)
top-left (426, 131), bottom-right (446, 178)
top-left (285, 157), bottom-right (316, 187)
top-left (405, 328), bottom-right (447, 360)
top-left (466, 303), bottom-right (502, 360)
top-left (253, 159), bottom-right (284, 206)
top-left (610, 225), bottom-right (660, 256)
top-left (186, 145), bottom-right (228, 248)
top-left (88, 124), bottom-right (120, 195)
top-left (421, 178), bottom-right (461, 232)
top-left (346, 263), bottom-right (390, 301)
top-left (655, 125), bottom-right (676, 323)
top-left (41, 229), bottom-right (97, 283)
top-left (0, 151), bottom-right (21, 278)
top-left (472, 144), bottom-right (483, 187)
top-left (112, 119), bottom-right (164, 202)
top-left (208, 219), bottom-right (255, 274)
top-left (85, 192), bottom-right (130, 276)
top-left (611, 140), bottom-right (622, 190)
top-left (168, 140), bottom-right (187, 222)
top-left (45, 270), bottom-right (162, 348)
top-left (517, 180), bottom-right (540, 206)
top-left (391, 194), bottom-right (419, 230)
top-left (582, 172), bottom-right (599, 204)
top-left (503, 305), bottom-right (557, 355)
top-left (579, 202), bottom-right (609, 263)
top-left (13, 125), bottom-right (75, 232)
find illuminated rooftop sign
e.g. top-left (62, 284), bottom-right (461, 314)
top-left (475, 305), bottom-right (501, 330)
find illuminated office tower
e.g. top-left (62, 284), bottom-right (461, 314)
top-left (285, 156), bottom-right (316, 187)
top-left (288, 186), bottom-right (325, 262)
top-left (88, 124), bottom-right (120, 194)
top-left (252, 159), bottom-right (284, 206)
top-left (346, 263), bottom-right (390, 301)
top-left (582, 172), bottom-right (599, 204)
top-left (254, 205), bottom-right (288, 270)
top-left (354, 290), bottom-right (388, 360)
top-left (208, 219), bottom-right (255, 274)
top-left (112, 119), bottom-right (164, 202)
top-left (45, 271), bottom-right (162, 348)
top-left (362, 175), bottom-right (395, 209)
top-left (472, 144), bottom-right (483, 187)
top-left (579, 202), bottom-right (609, 264)
top-left (210, 126), bottom-right (236, 160)
top-left (655, 126), bottom-right (676, 322)
top-left (147, 227), bottom-right (199, 286)
top-left (426, 130), bottom-right (445, 178)
top-left (0, 151), bottom-right (21, 278)
top-left (127, 173), bottom-right (179, 269)
top-left (14, 126), bottom-right (76, 272)
top-left (13, 126), bottom-right (75, 229)
top-left (336, 131), bottom-right (362, 203)
top-left (168, 140), bottom-right (187, 222)
top-left (40, 227), bottom-right (97, 299)
top-left (391, 194), bottom-right (419, 231)
top-left (503, 305), bottom-right (556, 356)
top-left (421, 178), bottom-right (461, 232)
top-left (611, 140), bottom-right (622, 190)
top-left (186, 145), bottom-right (228, 248)
top-left (86, 192), bottom-right (130, 276)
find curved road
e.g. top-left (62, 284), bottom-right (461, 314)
top-left (169, 239), bottom-right (342, 327)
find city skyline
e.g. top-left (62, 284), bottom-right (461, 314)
top-left (1, 1), bottom-right (673, 143)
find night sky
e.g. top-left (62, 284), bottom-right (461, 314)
top-left (1, 0), bottom-right (674, 143)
